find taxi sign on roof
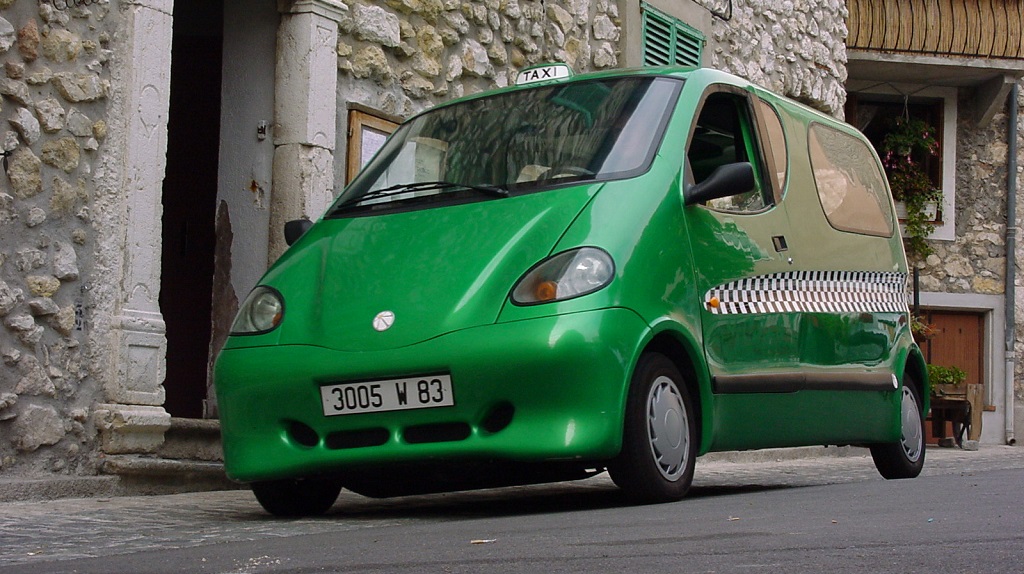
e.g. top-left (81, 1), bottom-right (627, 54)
top-left (515, 63), bottom-right (573, 86)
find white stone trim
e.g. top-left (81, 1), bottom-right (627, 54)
top-left (120, 0), bottom-right (173, 14)
top-left (269, 0), bottom-right (348, 263)
top-left (278, 0), bottom-right (347, 22)
top-left (89, 0), bottom-right (174, 453)
top-left (274, 15), bottom-right (340, 149)
top-left (111, 3), bottom-right (172, 397)
top-left (94, 404), bottom-right (172, 454)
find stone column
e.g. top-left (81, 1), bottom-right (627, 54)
top-left (269, 0), bottom-right (348, 263)
top-left (94, 0), bottom-right (174, 454)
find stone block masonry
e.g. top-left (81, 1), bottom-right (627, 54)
top-left (335, 0), bottom-right (629, 118)
top-left (332, 0), bottom-right (849, 121)
top-left (0, 0), bottom-right (111, 478)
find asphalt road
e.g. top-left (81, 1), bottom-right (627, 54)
top-left (2, 446), bottom-right (1022, 574)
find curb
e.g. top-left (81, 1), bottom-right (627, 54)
top-left (0, 457), bottom-right (243, 503)
top-left (0, 476), bottom-right (120, 503)
top-left (698, 445), bottom-right (869, 464)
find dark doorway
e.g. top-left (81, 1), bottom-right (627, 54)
top-left (160, 1), bottom-right (224, 418)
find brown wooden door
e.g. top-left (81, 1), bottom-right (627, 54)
top-left (920, 311), bottom-right (985, 442)
top-left (921, 311), bottom-right (984, 386)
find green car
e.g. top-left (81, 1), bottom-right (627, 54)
top-left (214, 64), bottom-right (928, 516)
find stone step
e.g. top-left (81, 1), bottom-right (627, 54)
top-left (156, 417), bottom-right (224, 462)
top-left (100, 455), bottom-right (242, 495)
top-left (94, 418), bottom-right (239, 497)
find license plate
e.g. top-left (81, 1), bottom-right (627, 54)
top-left (320, 375), bottom-right (455, 417)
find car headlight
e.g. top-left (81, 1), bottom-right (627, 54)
top-left (512, 247), bottom-right (615, 305)
top-left (230, 286), bottom-right (285, 335)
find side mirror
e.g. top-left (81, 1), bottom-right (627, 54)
top-left (684, 162), bottom-right (756, 206)
top-left (284, 218), bottom-right (313, 246)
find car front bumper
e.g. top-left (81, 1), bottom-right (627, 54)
top-left (214, 308), bottom-right (649, 483)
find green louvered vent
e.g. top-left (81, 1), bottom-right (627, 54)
top-left (642, 3), bottom-right (704, 67)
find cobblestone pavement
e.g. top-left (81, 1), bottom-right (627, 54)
top-left (1, 445), bottom-right (1022, 568)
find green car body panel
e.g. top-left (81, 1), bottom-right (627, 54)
top-left (214, 65), bottom-right (928, 487)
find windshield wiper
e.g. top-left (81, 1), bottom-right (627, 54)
top-left (338, 180), bottom-right (508, 209)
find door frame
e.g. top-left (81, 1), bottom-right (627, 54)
top-left (917, 291), bottom-right (1005, 444)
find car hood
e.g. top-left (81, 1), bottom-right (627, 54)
top-left (263, 187), bottom-right (600, 352)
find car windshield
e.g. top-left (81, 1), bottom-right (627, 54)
top-left (329, 76), bottom-right (682, 217)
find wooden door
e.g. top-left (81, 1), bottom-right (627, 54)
top-left (920, 311), bottom-right (984, 441)
top-left (922, 312), bottom-right (983, 386)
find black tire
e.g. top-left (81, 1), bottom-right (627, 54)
top-left (251, 478), bottom-right (342, 517)
top-left (870, 376), bottom-right (926, 479)
top-left (609, 353), bottom-right (696, 503)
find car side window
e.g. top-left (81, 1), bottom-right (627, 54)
top-left (754, 97), bottom-right (787, 203)
top-left (808, 122), bottom-right (894, 237)
top-left (687, 91), bottom-right (770, 213)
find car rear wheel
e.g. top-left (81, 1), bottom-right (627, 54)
top-left (251, 478), bottom-right (342, 517)
top-left (870, 376), bottom-right (926, 479)
top-left (609, 352), bottom-right (696, 503)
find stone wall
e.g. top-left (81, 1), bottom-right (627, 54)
top-left (916, 92), bottom-right (1009, 296)
top-left (331, 0), bottom-right (850, 184)
top-left (0, 0), bottom-right (112, 477)
top-left (334, 0), bottom-right (622, 122)
top-left (1017, 83), bottom-right (1024, 400)
top-left (704, 0), bottom-right (848, 117)
top-left (334, 0), bottom-right (849, 122)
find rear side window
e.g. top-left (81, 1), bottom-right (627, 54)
top-left (808, 123), bottom-right (894, 237)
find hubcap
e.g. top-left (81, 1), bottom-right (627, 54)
top-left (646, 376), bottom-right (690, 481)
top-left (900, 386), bottom-right (923, 462)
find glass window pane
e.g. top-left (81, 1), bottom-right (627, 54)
top-left (755, 98), bottom-right (787, 201)
top-left (808, 123), bottom-right (894, 237)
top-left (689, 92), bottom-right (768, 213)
top-left (332, 77), bottom-right (682, 217)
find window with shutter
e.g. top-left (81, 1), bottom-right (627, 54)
top-left (641, 2), bottom-right (704, 67)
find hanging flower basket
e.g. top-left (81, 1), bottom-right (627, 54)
top-left (911, 315), bottom-right (938, 344)
top-left (880, 117), bottom-right (941, 258)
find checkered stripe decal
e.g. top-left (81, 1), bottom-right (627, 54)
top-left (704, 271), bottom-right (909, 315)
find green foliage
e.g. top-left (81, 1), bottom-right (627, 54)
top-left (927, 364), bottom-right (967, 386)
top-left (880, 117), bottom-right (941, 258)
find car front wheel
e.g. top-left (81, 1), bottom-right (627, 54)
top-left (251, 478), bottom-right (342, 517)
top-left (609, 352), bottom-right (696, 503)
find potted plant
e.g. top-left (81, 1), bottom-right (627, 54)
top-left (928, 364), bottom-right (967, 398)
top-left (880, 116), bottom-right (941, 258)
top-left (910, 314), bottom-right (938, 344)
